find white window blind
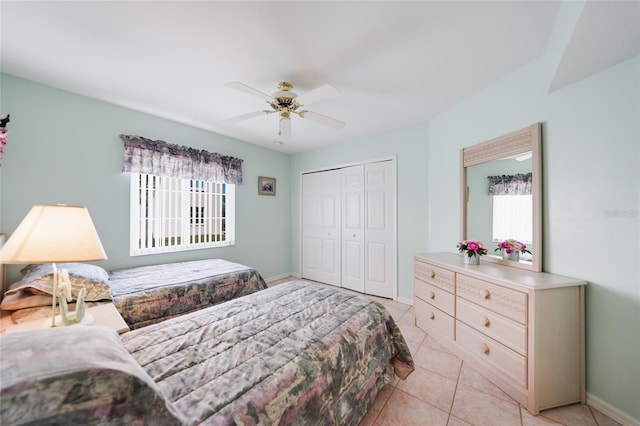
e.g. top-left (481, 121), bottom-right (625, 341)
top-left (130, 173), bottom-right (235, 256)
top-left (492, 194), bottom-right (532, 244)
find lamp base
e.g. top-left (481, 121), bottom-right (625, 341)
top-left (45, 312), bottom-right (95, 328)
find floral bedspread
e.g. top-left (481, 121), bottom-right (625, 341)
top-left (109, 259), bottom-right (267, 329)
top-left (122, 280), bottom-right (415, 425)
top-left (0, 327), bottom-right (180, 425)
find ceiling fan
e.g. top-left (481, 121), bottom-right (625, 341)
top-left (224, 81), bottom-right (345, 139)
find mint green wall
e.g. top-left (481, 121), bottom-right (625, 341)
top-left (291, 56), bottom-right (639, 420)
top-left (0, 73), bottom-right (291, 282)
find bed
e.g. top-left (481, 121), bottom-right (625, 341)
top-left (1, 259), bottom-right (268, 329)
top-left (0, 280), bottom-right (415, 425)
top-left (108, 259), bottom-right (268, 329)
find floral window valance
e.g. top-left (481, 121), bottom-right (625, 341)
top-left (487, 172), bottom-right (532, 196)
top-left (120, 134), bottom-right (243, 184)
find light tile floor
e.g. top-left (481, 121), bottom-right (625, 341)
top-left (268, 278), bottom-right (621, 426)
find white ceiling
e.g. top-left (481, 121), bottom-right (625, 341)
top-left (1, 1), bottom-right (638, 154)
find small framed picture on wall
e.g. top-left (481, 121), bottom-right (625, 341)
top-left (258, 176), bottom-right (276, 196)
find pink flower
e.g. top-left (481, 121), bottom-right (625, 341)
top-left (495, 239), bottom-right (531, 255)
top-left (457, 239), bottom-right (487, 256)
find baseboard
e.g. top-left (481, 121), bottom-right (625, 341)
top-left (587, 393), bottom-right (640, 426)
top-left (264, 273), bottom-right (299, 283)
top-left (397, 296), bottom-right (413, 306)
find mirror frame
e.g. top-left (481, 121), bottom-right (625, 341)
top-left (460, 123), bottom-right (542, 272)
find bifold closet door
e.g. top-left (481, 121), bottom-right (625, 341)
top-left (364, 160), bottom-right (395, 298)
top-left (301, 169), bottom-right (341, 286)
top-left (340, 161), bottom-right (396, 298)
top-left (301, 160), bottom-right (396, 298)
top-left (342, 165), bottom-right (365, 292)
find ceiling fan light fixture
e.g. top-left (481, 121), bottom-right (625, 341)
top-left (272, 81), bottom-right (297, 101)
top-left (225, 80), bottom-right (344, 139)
top-left (278, 116), bottom-right (292, 139)
top-left (270, 97), bottom-right (298, 112)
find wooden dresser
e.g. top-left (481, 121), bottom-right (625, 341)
top-left (414, 252), bottom-right (586, 415)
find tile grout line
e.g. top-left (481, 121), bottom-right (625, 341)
top-left (445, 357), bottom-right (464, 425)
top-left (588, 404), bottom-right (600, 426)
top-left (373, 375), bottom-right (399, 426)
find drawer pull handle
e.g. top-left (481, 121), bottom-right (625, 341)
top-left (482, 317), bottom-right (491, 327)
top-left (430, 291), bottom-right (436, 300)
top-left (481, 289), bottom-right (491, 299)
top-left (481, 343), bottom-right (490, 355)
top-left (429, 312), bottom-right (436, 320)
top-left (430, 271), bottom-right (436, 279)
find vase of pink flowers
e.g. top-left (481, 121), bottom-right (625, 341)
top-left (456, 240), bottom-right (487, 265)
top-left (495, 239), bottom-right (531, 262)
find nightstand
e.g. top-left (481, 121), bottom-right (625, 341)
top-left (0, 303), bottom-right (130, 334)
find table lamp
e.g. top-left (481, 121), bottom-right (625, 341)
top-left (0, 204), bottom-right (107, 327)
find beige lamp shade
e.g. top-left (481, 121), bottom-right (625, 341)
top-left (0, 204), bottom-right (107, 264)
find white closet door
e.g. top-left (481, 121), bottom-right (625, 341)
top-left (364, 160), bottom-right (396, 298)
top-left (301, 169), bottom-right (341, 286)
top-left (341, 165), bottom-right (365, 292)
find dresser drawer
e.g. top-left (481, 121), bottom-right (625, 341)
top-left (457, 274), bottom-right (528, 324)
top-left (457, 321), bottom-right (527, 389)
top-left (414, 260), bottom-right (455, 293)
top-left (415, 279), bottom-right (454, 315)
top-left (457, 297), bottom-right (527, 356)
top-left (415, 297), bottom-right (454, 341)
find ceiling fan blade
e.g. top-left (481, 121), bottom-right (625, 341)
top-left (279, 117), bottom-right (292, 139)
top-left (300, 111), bottom-right (345, 130)
top-left (295, 84), bottom-right (340, 105)
top-left (225, 82), bottom-right (273, 102)
top-left (224, 110), bottom-right (268, 123)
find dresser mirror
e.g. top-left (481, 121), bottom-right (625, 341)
top-left (460, 123), bottom-right (542, 272)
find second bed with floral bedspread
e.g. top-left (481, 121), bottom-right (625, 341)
top-left (109, 259), bottom-right (268, 329)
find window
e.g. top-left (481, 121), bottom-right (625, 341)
top-left (130, 173), bottom-right (235, 255)
top-left (491, 194), bottom-right (532, 243)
